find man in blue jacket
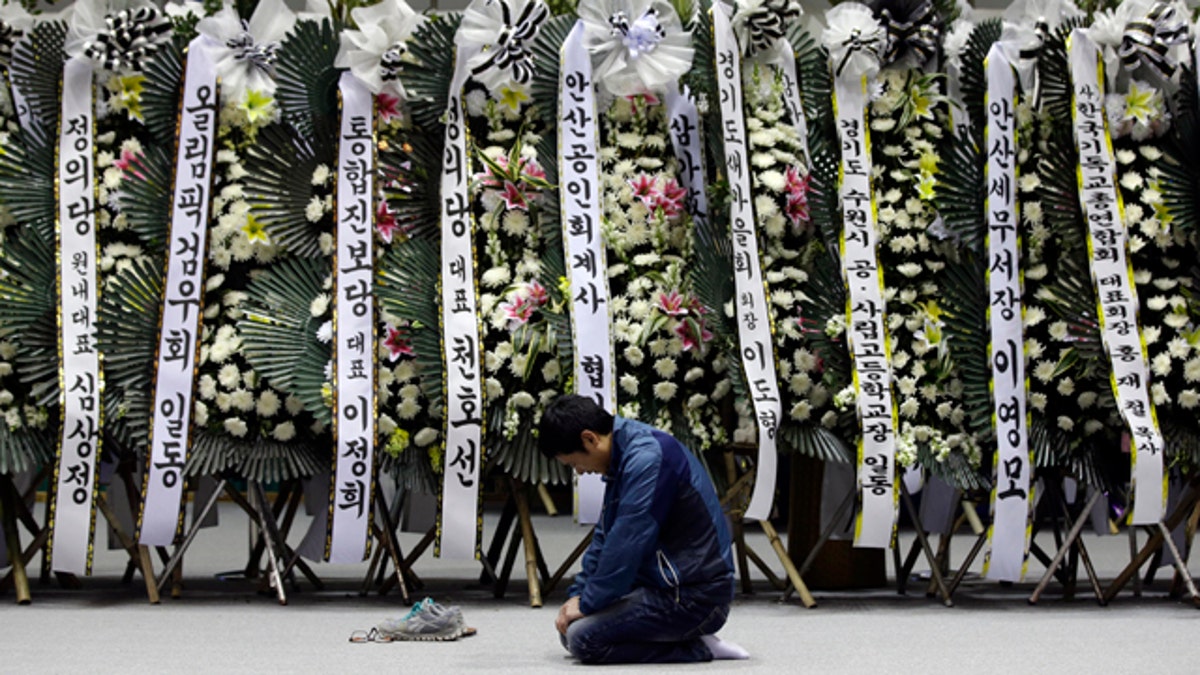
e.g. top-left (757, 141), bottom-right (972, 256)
top-left (538, 395), bottom-right (749, 663)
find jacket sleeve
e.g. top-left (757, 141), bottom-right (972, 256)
top-left (576, 441), bottom-right (676, 615)
top-left (566, 516), bottom-right (606, 599)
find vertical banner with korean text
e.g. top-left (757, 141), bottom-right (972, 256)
top-left (438, 44), bottom-right (485, 559)
top-left (832, 67), bottom-right (898, 549)
top-left (776, 38), bottom-right (811, 166)
top-left (139, 38), bottom-right (217, 547)
top-left (559, 21), bottom-right (612, 525)
top-left (49, 55), bottom-right (101, 574)
top-left (713, 4), bottom-right (781, 522)
top-left (982, 45), bottom-right (1033, 582)
top-left (1068, 30), bottom-right (1164, 525)
top-left (326, 71), bottom-right (376, 563)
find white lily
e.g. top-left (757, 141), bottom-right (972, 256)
top-left (335, 0), bottom-right (424, 97)
top-left (579, 0), bottom-right (693, 97)
top-left (197, 0), bottom-right (297, 104)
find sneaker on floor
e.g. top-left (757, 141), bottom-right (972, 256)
top-left (377, 599), bottom-right (468, 642)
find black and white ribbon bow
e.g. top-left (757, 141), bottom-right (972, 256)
top-left (380, 42), bottom-right (407, 83)
top-left (226, 20), bottom-right (279, 76)
top-left (1119, 1), bottom-right (1189, 80)
top-left (833, 27), bottom-right (885, 78)
top-left (471, 0), bottom-right (548, 85)
top-left (1018, 18), bottom-right (1052, 61)
top-left (82, 6), bottom-right (172, 72)
top-left (739, 0), bottom-right (801, 57)
top-left (876, 0), bottom-right (940, 66)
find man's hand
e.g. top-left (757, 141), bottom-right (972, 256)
top-left (556, 596), bottom-right (585, 635)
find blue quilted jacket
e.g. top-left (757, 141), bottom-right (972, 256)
top-left (568, 417), bottom-right (735, 615)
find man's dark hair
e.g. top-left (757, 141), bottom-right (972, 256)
top-left (538, 394), bottom-right (614, 459)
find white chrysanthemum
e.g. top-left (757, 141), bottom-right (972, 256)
top-left (285, 395), bottom-right (304, 415)
top-left (414, 427), bottom-right (438, 447)
top-left (310, 294), bottom-right (330, 318)
top-left (230, 389), bottom-right (255, 411)
top-left (511, 391), bottom-right (536, 409)
top-left (218, 363), bottom-right (241, 388)
top-left (256, 389), bottom-right (281, 417)
top-left (653, 381), bottom-right (677, 401)
top-left (1033, 360), bottom-right (1055, 382)
top-left (482, 266), bottom-right (512, 288)
top-left (653, 357), bottom-right (678, 379)
top-left (272, 420), bottom-right (296, 441)
top-left (1179, 389), bottom-right (1200, 409)
top-left (620, 374), bottom-right (639, 395)
top-left (624, 345), bottom-right (645, 366)
top-left (224, 417), bottom-right (249, 437)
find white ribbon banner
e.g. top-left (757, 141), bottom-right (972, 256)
top-left (713, 4), bottom-right (781, 522)
top-left (139, 38), bottom-right (218, 547)
top-left (327, 71), bottom-right (376, 563)
top-left (559, 20), bottom-right (612, 525)
top-left (832, 68), bottom-right (897, 549)
top-left (776, 38), bottom-right (811, 167)
top-left (1068, 30), bottom-right (1164, 525)
top-left (439, 43), bottom-right (484, 560)
top-left (50, 55), bottom-right (101, 574)
top-left (982, 45), bottom-right (1032, 582)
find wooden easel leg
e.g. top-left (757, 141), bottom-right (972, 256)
top-left (0, 477), bottom-right (31, 605)
top-left (0, 525), bottom-right (48, 598)
top-left (494, 522), bottom-right (523, 599)
top-left (1103, 481), bottom-right (1200, 604)
top-left (536, 483), bottom-right (558, 517)
top-left (481, 497), bottom-right (517, 584)
top-left (372, 484), bottom-right (411, 603)
top-left (782, 486), bottom-right (854, 602)
top-left (545, 528), bottom-right (593, 596)
top-left (156, 478), bottom-right (227, 595)
top-left (1058, 495), bottom-right (1104, 604)
top-left (1156, 521), bottom-right (1199, 606)
top-left (1169, 500), bottom-right (1200, 598)
top-left (94, 493), bottom-right (160, 604)
top-left (1028, 489), bottom-right (1101, 604)
top-left (759, 519), bottom-right (815, 608)
top-left (511, 478), bottom-right (543, 608)
top-left (899, 481), bottom-right (952, 606)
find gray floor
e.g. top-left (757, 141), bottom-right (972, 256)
top-left (2, 499), bottom-right (1198, 674)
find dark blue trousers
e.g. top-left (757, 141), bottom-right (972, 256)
top-left (561, 587), bottom-right (729, 664)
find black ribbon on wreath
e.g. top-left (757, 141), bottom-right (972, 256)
top-left (1119, 1), bottom-right (1189, 81)
top-left (871, 0), bottom-right (942, 68)
top-left (736, 0), bottom-right (802, 58)
top-left (470, 0), bottom-right (549, 85)
top-left (82, 6), bottom-right (173, 72)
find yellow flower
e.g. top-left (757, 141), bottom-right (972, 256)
top-left (917, 150), bottom-right (939, 175)
top-left (385, 428), bottom-right (411, 458)
top-left (112, 74), bottom-right (146, 120)
top-left (497, 84), bottom-right (530, 112)
top-left (239, 90), bottom-right (275, 125)
top-left (242, 214), bottom-right (270, 244)
top-left (917, 173), bottom-right (937, 200)
top-left (921, 300), bottom-right (943, 322)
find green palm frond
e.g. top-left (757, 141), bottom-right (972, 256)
top-left (376, 237), bottom-right (445, 413)
top-left (779, 424), bottom-right (852, 463)
top-left (793, 29), bottom-right (832, 150)
top-left (243, 115), bottom-right (337, 258)
top-left (240, 256), bottom-right (332, 423)
top-left (940, 252), bottom-right (993, 438)
top-left (140, 36), bottom-right (186, 147)
top-left (0, 423), bottom-right (54, 476)
top-left (799, 244), bottom-right (850, 392)
top-left (187, 428), bottom-right (324, 483)
top-left (530, 14), bottom-right (577, 117)
top-left (1038, 19), bottom-right (1087, 124)
top-left (1038, 129), bottom-right (1085, 251)
top-left (534, 134), bottom-right (574, 373)
top-left (1159, 77), bottom-right (1200, 238)
top-left (805, 130), bottom-right (844, 262)
top-left (958, 18), bottom-right (1003, 148)
top-left (275, 18), bottom-right (341, 137)
top-left (380, 128), bottom-right (441, 240)
top-left (935, 131), bottom-right (985, 252)
top-left (0, 226), bottom-right (59, 406)
top-left (117, 143), bottom-right (173, 249)
top-left (96, 256), bottom-right (165, 451)
top-left (681, 0), bottom-right (715, 115)
top-left (9, 21), bottom-right (66, 132)
top-left (0, 124), bottom-right (57, 243)
top-left (925, 446), bottom-right (990, 491)
top-left (401, 13), bottom-right (463, 134)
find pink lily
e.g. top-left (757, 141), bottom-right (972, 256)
top-left (673, 318), bottom-right (714, 352)
top-left (656, 290), bottom-right (689, 317)
top-left (628, 174), bottom-right (658, 208)
top-left (376, 201), bottom-right (401, 243)
top-left (383, 324), bottom-right (415, 361)
top-left (114, 148), bottom-right (146, 181)
top-left (526, 280), bottom-right (549, 307)
top-left (500, 181), bottom-right (529, 211)
top-left (501, 295), bottom-right (535, 326)
top-left (377, 93), bottom-right (403, 123)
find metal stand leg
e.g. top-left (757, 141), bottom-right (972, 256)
top-left (1103, 480), bottom-right (1200, 605)
top-left (899, 481), bottom-right (952, 607)
top-left (156, 479), bottom-right (226, 594)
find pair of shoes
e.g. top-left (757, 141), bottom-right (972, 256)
top-left (376, 597), bottom-right (471, 642)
